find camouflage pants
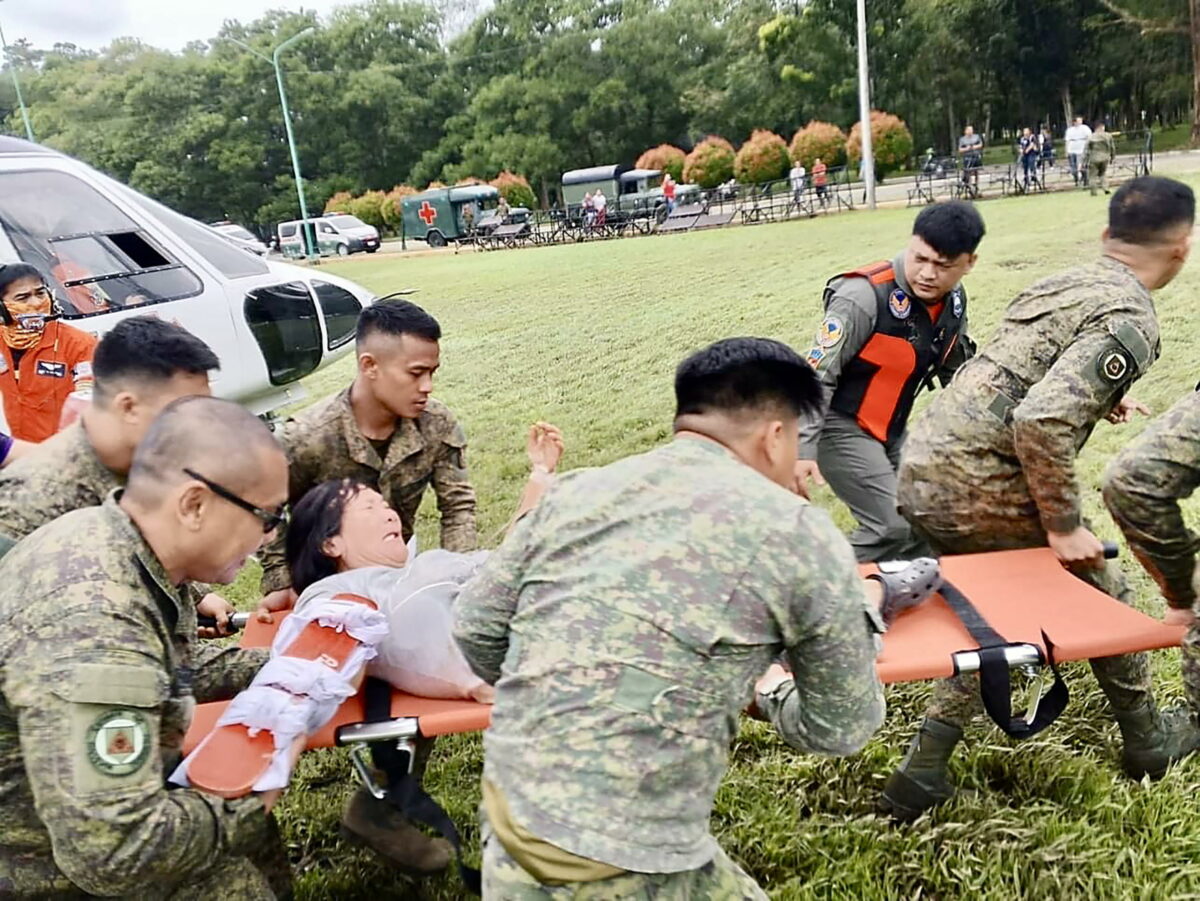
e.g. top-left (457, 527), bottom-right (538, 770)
top-left (901, 507), bottom-right (1152, 727)
top-left (1182, 622), bottom-right (1200, 714)
top-left (481, 825), bottom-right (766, 900)
top-left (1088, 160), bottom-right (1109, 194)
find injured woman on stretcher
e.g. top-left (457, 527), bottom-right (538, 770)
top-left (282, 421), bottom-right (566, 703)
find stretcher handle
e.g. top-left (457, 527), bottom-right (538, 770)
top-left (196, 612), bottom-right (251, 633)
top-left (952, 643), bottom-right (1042, 675)
top-left (335, 717), bottom-right (421, 746)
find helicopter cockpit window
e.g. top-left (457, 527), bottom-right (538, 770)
top-left (244, 282), bottom-right (322, 386)
top-left (311, 280), bottom-right (362, 350)
top-left (0, 169), bottom-right (205, 317)
top-left (103, 179), bottom-right (269, 281)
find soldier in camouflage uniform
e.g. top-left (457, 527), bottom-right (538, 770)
top-left (1103, 387), bottom-right (1200, 706)
top-left (259, 300), bottom-right (476, 605)
top-left (455, 338), bottom-right (944, 897)
top-left (257, 300), bottom-right (475, 875)
top-left (0, 396), bottom-right (290, 898)
top-left (795, 201), bottom-right (984, 562)
top-left (881, 176), bottom-right (1199, 821)
top-left (0, 316), bottom-right (218, 557)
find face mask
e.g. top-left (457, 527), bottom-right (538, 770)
top-left (1, 286), bottom-right (53, 351)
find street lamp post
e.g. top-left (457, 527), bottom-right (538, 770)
top-left (0, 2), bottom-right (35, 142)
top-left (855, 0), bottom-right (876, 210)
top-left (228, 28), bottom-right (316, 258)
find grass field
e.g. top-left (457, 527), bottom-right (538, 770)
top-left (226, 181), bottom-right (1200, 899)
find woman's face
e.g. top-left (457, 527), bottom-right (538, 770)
top-left (323, 487), bottom-right (410, 571)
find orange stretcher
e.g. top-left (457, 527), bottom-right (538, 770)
top-left (183, 547), bottom-right (1186, 760)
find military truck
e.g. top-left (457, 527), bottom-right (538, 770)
top-left (561, 165), bottom-right (698, 223)
top-left (402, 184), bottom-right (522, 247)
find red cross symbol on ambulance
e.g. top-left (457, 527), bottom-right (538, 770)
top-left (418, 201), bottom-right (438, 226)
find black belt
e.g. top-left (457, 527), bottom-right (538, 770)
top-left (363, 677), bottom-right (482, 894)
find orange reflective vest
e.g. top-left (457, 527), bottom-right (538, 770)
top-left (827, 261), bottom-right (967, 444)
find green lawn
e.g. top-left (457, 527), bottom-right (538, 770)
top-left (227, 183), bottom-right (1200, 899)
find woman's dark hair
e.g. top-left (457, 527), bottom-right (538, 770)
top-left (286, 478), bottom-right (371, 593)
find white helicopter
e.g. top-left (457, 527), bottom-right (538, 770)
top-left (0, 136), bottom-right (378, 416)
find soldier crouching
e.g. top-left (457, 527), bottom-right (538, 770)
top-left (0, 396), bottom-right (292, 898)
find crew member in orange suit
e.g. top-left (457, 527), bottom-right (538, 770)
top-left (793, 202), bottom-right (985, 562)
top-left (0, 262), bottom-right (97, 442)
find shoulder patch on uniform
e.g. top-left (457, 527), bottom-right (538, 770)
top-left (86, 709), bottom-right (150, 776)
top-left (951, 290), bottom-right (964, 318)
top-left (815, 315), bottom-right (845, 348)
top-left (73, 361), bottom-right (92, 379)
top-left (888, 289), bottom-right (911, 320)
top-left (35, 360), bottom-right (66, 379)
top-left (805, 347), bottom-right (826, 368)
top-left (1097, 347), bottom-right (1133, 384)
top-left (1107, 320), bottom-right (1155, 371)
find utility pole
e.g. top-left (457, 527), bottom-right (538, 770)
top-left (228, 28), bottom-right (317, 258)
top-left (855, 0), bottom-right (875, 210)
top-left (0, 3), bottom-right (34, 142)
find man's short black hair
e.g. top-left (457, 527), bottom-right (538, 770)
top-left (1109, 176), bottom-right (1195, 245)
top-left (93, 316), bottom-right (220, 401)
top-left (356, 299), bottom-right (441, 348)
top-left (912, 201), bottom-right (986, 258)
top-left (674, 337), bottom-right (821, 421)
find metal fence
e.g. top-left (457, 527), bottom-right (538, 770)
top-left (455, 131), bottom-right (1154, 253)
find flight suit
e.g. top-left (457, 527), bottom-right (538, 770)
top-left (0, 319), bottom-right (96, 442)
top-left (800, 254), bottom-right (974, 562)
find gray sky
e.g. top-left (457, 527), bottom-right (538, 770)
top-left (1, 1), bottom-right (360, 52)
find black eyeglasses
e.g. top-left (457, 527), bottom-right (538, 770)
top-left (183, 468), bottom-right (288, 533)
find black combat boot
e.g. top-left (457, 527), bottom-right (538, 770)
top-left (879, 718), bottom-right (963, 821)
top-left (1115, 701), bottom-right (1200, 780)
top-left (340, 786), bottom-right (453, 876)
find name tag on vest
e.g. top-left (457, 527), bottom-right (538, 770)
top-left (36, 361), bottom-right (66, 378)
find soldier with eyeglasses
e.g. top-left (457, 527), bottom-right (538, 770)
top-left (0, 396), bottom-right (294, 898)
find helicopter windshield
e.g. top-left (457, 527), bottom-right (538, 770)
top-left (0, 168), bottom-right (206, 317)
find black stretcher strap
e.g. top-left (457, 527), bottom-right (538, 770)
top-left (363, 677), bottom-right (482, 894)
top-left (938, 580), bottom-right (1069, 740)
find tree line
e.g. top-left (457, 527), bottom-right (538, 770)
top-left (0, 0), bottom-right (1191, 230)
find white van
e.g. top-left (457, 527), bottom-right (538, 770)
top-left (277, 214), bottom-right (381, 258)
top-left (212, 221), bottom-right (270, 256)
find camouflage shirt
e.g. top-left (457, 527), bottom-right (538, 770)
top-left (454, 437), bottom-right (884, 873)
top-left (0, 495), bottom-right (270, 897)
top-left (0, 422), bottom-right (117, 557)
top-left (261, 387), bottom-right (477, 593)
top-left (1103, 387), bottom-right (1200, 609)
top-left (900, 256), bottom-right (1159, 535)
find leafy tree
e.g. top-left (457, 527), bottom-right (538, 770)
top-left (848, 111), bottom-right (914, 177)
top-left (789, 121), bottom-right (847, 167)
top-left (684, 135), bottom-right (736, 187)
top-left (733, 129), bottom-right (790, 183)
top-left (491, 170), bottom-right (537, 208)
top-left (636, 144), bottom-right (686, 181)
